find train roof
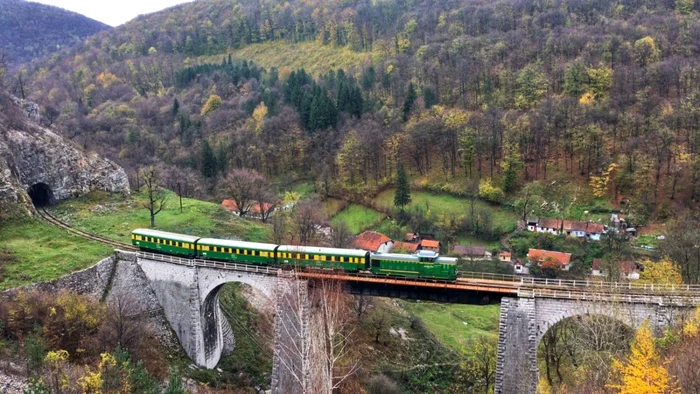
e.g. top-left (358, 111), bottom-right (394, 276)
top-left (435, 256), bottom-right (458, 264)
top-left (132, 229), bottom-right (200, 243)
top-left (198, 238), bottom-right (278, 251)
top-left (277, 245), bottom-right (368, 256)
top-left (370, 253), bottom-right (420, 262)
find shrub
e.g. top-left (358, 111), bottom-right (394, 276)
top-left (367, 374), bottom-right (401, 394)
top-left (478, 179), bottom-right (505, 204)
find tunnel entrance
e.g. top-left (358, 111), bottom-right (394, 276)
top-left (27, 183), bottom-right (55, 207)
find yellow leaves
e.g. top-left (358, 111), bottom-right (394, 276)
top-left (252, 102), bottom-right (268, 135)
top-left (96, 72), bottom-right (120, 88)
top-left (201, 94), bottom-right (223, 117)
top-left (579, 92), bottom-right (596, 105)
top-left (589, 163), bottom-right (618, 198)
top-left (638, 258), bottom-right (684, 286)
top-left (608, 321), bottom-right (679, 394)
top-left (45, 349), bottom-right (69, 366)
top-left (78, 367), bottom-right (103, 394)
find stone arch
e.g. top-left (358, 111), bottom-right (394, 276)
top-left (27, 182), bottom-right (54, 206)
top-left (533, 299), bottom-right (642, 345)
top-left (196, 267), bottom-right (276, 368)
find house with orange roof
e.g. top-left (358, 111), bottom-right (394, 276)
top-left (527, 249), bottom-right (572, 270)
top-left (354, 231), bottom-right (394, 253)
top-left (420, 239), bottom-right (440, 252)
top-left (221, 199), bottom-right (275, 220)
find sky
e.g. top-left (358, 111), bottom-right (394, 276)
top-left (31, 0), bottom-right (195, 27)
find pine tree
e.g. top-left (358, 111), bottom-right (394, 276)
top-left (501, 143), bottom-right (523, 193)
top-left (172, 98), bottom-right (179, 116)
top-left (609, 320), bottom-right (679, 394)
top-left (200, 140), bottom-right (217, 178)
top-left (402, 82), bottom-right (417, 121)
top-left (424, 87), bottom-right (438, 108)
top-left (394, 163), bottom-right (411, 210)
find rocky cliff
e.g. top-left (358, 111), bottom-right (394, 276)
top-left (0, 93), bottom-right (129, 219)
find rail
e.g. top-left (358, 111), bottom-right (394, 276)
top-left (35, 209), bottom-right (700, 297)
top-left (37, 208), bottom-right (138, 251)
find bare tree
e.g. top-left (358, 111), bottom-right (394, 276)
top-left (222, 168), bottom-right (265, 218)
top-left (310, 279), bottom-right (360, 393)
top-left (273, 273), bottom-right (314, 394)
top-left (253, 178), bottom-right (278, 223)
top-left (329, 222), bottom-right (353, 248)
top-left (100, 292), bottom-right (148, 354)
top-left (293, 197), bottom-right (326, 245)
top-left (272, 212), bottom-right (289, 244)
top-left (352, 295), bottom-right (371, 320)
top-left (141, 166), bottom-right (168, 228)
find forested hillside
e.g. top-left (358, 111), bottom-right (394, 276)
top-left (0, 0), bottom-right (109, 67)
top-left (13, 0), bottom-right (700, 223)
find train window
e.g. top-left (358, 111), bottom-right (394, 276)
top-left (330, 256), bottom-right (335, 262)
top-left (252, 251), bottom-right (257, 256)
top-left (339, 257), bottom-right (344, 262)
top-left (236, 249), bottom-right (240, 254)
top-left (361, 258), bottom-right (366, 264)
top-left (261, 252), bottom-right (267, 257)
top-left (305, 254), bottom-right (309, 260)
top-left (313, 255), bottom-right (319, 261)
top-left (228, 248), bottom-right (232, 253)
top-left (320, 255), bottom-right (326, 261)
top-left (244, 250), bottom-right (248, 255)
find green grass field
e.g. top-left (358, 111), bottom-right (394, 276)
top-left (0, 219), bottom-right (112, 290)
top-left (46, 190), bottom-right (271, 244)
top-left (231, 41), bottom-right (372, 75)
top-left (331, 203), bottom-right (385, 234)
top-left (402, 302), bottom-right (501, 354)
top-left (375, 189), bottom-right (518, 233)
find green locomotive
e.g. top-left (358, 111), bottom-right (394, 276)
top-left (131, 228), bottom-right (457, 280)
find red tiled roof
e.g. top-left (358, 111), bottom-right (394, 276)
top-left (453, 245), bottom-right (486, 256)
top-left (499, 252), bottom-right (512, 258)
top-left (405, 232), bottom-right (417, 242)
top-left (354, 231), bottom-right (392, 252)
top-left (420, 239), bottom-right (440, 249)
top-left (392, 242), bottom-right (419, 253)
top-left (586, 223), bottom-right (605, 234)
top-left (538, 218), bottom-right (562, 230)
top-left (528, 249), bottom-right (572, 267)
top-left (563, 220), bottom-right (588, 232)
top-left (222, 199), bottom-right (274, 215)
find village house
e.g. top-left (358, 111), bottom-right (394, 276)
top-left (498, 251), bottom-right (512, 262)
top-left (536, 218), bottom-right (562, 235)
top-left (563, 220), bottom-right (588, 238)
top-left (420, 239), bottom-right (440, 252)
top-left (527, 218), bottom-right (607, 241)
top-left (591, 259), bottom-right (641, 280)
top-left (527, 248), bottom-right (573, 271)
top-left (452, 245), bottom-right (491, 259)
top-left (585, 223), bottom-right (605, 241)
top-left (221, 199), bottom-right (275, 220)
top-left (353, 231), bottom-right (394, 253)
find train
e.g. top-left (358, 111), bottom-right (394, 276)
top-left (131, 228), bottom-right (458, 280)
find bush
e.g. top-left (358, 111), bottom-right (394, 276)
top-left (367, 374), bottom-right (401, 394)
top-left (478, 179), bottom-right (505, 204)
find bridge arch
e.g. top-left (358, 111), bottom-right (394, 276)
top-left (495, 297), bottom-right (694, 394)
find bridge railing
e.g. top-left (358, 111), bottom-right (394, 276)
top-left (459, 271), bottom-right (700, 294)
top-left (518, 288), bottom-right (700, 304)
top-left (138, 252), bottom-right (279, 275)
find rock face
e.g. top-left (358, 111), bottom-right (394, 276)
top-left (0, 94), bottom-right (129, 219)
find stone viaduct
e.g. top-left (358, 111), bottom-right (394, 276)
top-left (494, 293), bottom-right (697, 394)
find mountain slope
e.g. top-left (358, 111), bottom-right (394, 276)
top-left (0, 0), bottom-right (110, 67)
top-left (20, 0), bottom-right (700, 219)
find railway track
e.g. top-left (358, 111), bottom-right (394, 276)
top-left (36, 208), bottom-right (138, 251)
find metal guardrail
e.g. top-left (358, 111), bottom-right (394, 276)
top-left (518, 288), bottom-right (700, 304)
top-left (460, 271), bottom-right (700, 294)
